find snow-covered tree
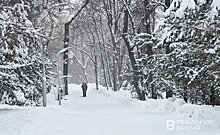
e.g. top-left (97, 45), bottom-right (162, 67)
top-left (156, 0), bottom-right (220, 105)
top-left (0, 0), bottom-right (53, 106)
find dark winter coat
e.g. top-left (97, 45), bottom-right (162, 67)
top-left (81, 83), bottom-right (88, 91)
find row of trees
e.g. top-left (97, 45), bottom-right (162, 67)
top-left (66, 0), bottom-right (220, 106)
top-left (0, 0), bottom-right (219, 106)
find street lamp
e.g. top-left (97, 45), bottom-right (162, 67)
top-left (58, 10), bottom-right (71, 24)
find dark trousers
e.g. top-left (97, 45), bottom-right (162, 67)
top-left (83, 90), bottom-right (87, 97)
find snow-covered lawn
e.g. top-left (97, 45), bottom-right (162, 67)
top-left (0, 84), bottom-right (219, 135)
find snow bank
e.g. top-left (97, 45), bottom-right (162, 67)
top-left (140, 98), bottom-right (220, 128)
top-left (89, 84), bottom-right (185, 113)
top-left (0, 104), bottom-right (22, 110)
top-left (172, 104), bottom-right (220, 130)
top-left (88, 83), bottom-right (135, 105)
top-left (91, 84), bottom-right (220, 130)
top-left (139, 98), bottom-right (186, 113)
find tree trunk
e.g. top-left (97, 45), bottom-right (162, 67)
top-left (94, 49), bottom-right (99, 90)
top-left (165, 45), bottom-right (173, 98)
top-left (98, 12), bottom-right (110, 89)
top-left (143, 0), bottom-right (156, 99)
top-left (210, 86), bottom-right (215, 107)
top-left (118, 46), bottom-right (126, 89)
top-left (122, 7), bottom-right (144, 100)
top-left (100, 50), bottom-right (108, 90)
top-left (165, 0), bottom-right (172, 99)
top-left (112, 55), bottom-right (117, 91)
top-left (106, 52), bottom-right (113, 88)
top-left (183, 86), bottom-right (188, 103)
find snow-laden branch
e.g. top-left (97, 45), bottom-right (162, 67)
top-left (70, 51), bottom-right (84, 69)
top-left (57, 47), bottom-right (72, 56)
top-left (68, 0), bottom-right (89, 24)
top-left (6, 22), bottom-right (52, 40)
top-left (0, 63), bottom-right (33, 70)
top-left (57, 46), bottom-right (95, 64)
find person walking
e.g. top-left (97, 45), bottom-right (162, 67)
top-left (81, 82), bottom-right (88, 97)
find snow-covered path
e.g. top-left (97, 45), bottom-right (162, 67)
top-left (0, 84), bottom-right (219, 135)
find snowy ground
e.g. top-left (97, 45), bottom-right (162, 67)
top-left (0, 84), bottom-right (220, 135)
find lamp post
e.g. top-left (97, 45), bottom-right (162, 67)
top-left (42, 43), bottom-right (47, 107)
top-left (56, 55), bottom-right (62, 105)
top-left (42, 59), bottom-right (47, 107)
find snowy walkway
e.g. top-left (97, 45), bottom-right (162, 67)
top-left (0, 84), bottom-right (219, 135)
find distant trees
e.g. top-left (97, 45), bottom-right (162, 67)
top-left (66, 0), bottom-right (169, 101)
top-left (67, 0), bottom-right (127, 92)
